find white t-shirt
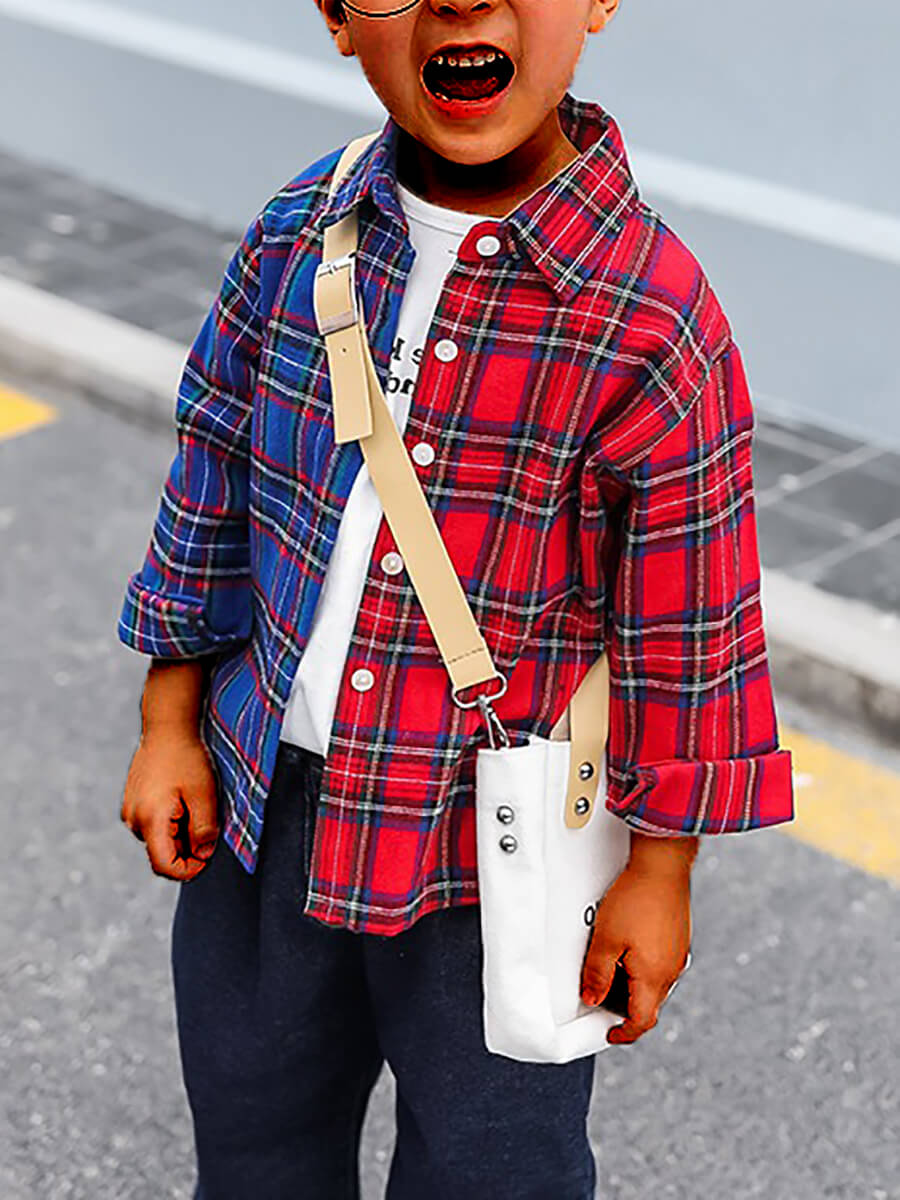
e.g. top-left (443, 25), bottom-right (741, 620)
top-left (280, 182), bottom-right (487, 755)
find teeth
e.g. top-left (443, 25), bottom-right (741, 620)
top-left (431, 48), bottom-right (505, 70)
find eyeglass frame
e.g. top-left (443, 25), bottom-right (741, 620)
top-left (341, 0), bottom-right (424, 19)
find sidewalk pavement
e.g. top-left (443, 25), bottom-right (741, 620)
top-left (0, 147), bottom-right (897, 739)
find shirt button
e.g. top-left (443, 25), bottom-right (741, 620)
top-left (381, 551), bottom-right (403, 575)
top-left (350, 668), bottom-right (374, 692)
top-left (411, 442), bottom-right (435, 466)
top-left (434, 338), bottom-right (458, 363)
top-left (475, 234), bottom-right (502, 257)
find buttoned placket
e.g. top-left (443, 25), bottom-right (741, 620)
top-left (325, 213), bottom-right (515, 749)
top-left (301, 204), bottom-right (522, 927)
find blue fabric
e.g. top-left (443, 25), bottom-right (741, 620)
top-left (171, 742), bottom-right (597, 1198)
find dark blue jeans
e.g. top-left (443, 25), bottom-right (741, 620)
top-left (171, 741), bottom-right (597, 1199)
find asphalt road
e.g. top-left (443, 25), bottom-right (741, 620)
top-left (1, 369), bottom-right (898, 1199)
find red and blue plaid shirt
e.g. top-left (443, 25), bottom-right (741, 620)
top-left (118, 91), bottom-right (794, 935)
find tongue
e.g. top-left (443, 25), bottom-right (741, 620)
top-left (433, 71), bottom-right (503, 101)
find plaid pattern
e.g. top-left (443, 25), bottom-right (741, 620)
top-left (118, 92), bottom-right (794, 935)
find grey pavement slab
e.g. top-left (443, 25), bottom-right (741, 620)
top-left (817, 533), bottom-right (900, 614)
top-left (0, 149), bottom-right (897, 621)
top-left (1, 366), bottom-right (898, 1199)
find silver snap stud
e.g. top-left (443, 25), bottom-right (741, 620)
top-left (496, 805), bottom-right (515, 825)
top-left (434, 338), bottom-right (459, 363)
top-left (574, 796), bottom-right (591, 816)
top-left (411, 442), bottom-right (435, 467)
top-left (578, 761), bottom-right (594, 780)
top-left (499, 834), bottom-right (518, 854)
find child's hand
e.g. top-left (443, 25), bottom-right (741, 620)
top-left (120, 732), bottom-right (220, 882)
top-left (579, 843), bottom-right (694, 1045)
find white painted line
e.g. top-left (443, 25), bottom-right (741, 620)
top-left (0, 0), bottom-right (382, 118)
top-left (787, 515), bottom-right (900, 585)
top-left (0, 275), bottom-right (187, 424)
top-left (629, 148), bottom-right (900, 268)
top-left (2, 0), bottom-right (900, 267)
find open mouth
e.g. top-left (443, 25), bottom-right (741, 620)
top-left (421, 44), bottom-right (516, 104)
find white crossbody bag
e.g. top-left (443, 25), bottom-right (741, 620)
top-left (313, 134), bottom-right (692, 1064)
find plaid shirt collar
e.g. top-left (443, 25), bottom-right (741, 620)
top-left (314, 91), bottom-right (640, 305)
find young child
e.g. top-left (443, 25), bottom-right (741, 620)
top-left (118, 0), bottom-right (795, 1195)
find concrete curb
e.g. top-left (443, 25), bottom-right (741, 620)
top-left (762, 572), bottom-right (900, 743)
top-left (0, 276), bottom-right (186, 430)
top-left (2, 276), bottom-right (898, 742)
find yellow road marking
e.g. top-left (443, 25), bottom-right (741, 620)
top-left (778, 723), bottom-right (900, 883)
top-left (0, 384), bottom-right (58, 443)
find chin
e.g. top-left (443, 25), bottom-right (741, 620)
top-left (419, 125), bottom-right (511, 166)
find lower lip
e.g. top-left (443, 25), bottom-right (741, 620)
top-left (422, 72), bottom-right (515, 121)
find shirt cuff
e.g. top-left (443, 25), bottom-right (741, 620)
top-left (117, 575), bottom-right (248, 659)
top-left (606, 749), bottom-right (794, 836)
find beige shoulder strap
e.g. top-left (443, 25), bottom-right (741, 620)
top-left (314, 135), bottom-right (609, 829)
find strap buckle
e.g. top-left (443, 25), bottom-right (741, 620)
top-left (452, 673), bottom-right (511, 750)
top-left (314, 251), bottom-right (360, 336)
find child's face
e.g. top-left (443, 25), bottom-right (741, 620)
top-left (316, 0), bottom-right (618, 168)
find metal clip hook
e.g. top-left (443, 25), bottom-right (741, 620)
top-left (476, 693), bottom-right (511, 750)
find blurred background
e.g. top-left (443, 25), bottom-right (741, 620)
top-left (0, 2), bottom-right (898, 1198)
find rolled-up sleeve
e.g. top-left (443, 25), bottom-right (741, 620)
top-left (597, 339), bottom-right (794, 836)
top-left (117, 214), bottom-right (264, 659)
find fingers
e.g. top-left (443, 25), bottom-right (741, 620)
top-left (143, 800), bottom-right (209, 882)
top-left (120, 741), bottom-right (219, 880)
top-left (186, 791), bottom-right (219, 862)
top-left (580, 940), bottom-right (618, 1008)
top-left (581, 935), bottom-right (671, 1045)
top-left (606, 973), bottom-right (659, 1044)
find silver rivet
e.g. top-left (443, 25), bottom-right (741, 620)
top-left (574, 796), bottom-right (591, 816)
top-left (499, 834), bottom-right (518, 854)
top-left (496, 805), bottom-right (515, 825)
top-left (578, 761), bottom-right (594, 780)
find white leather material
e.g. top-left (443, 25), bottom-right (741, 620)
top-left (476, 733), bottom-right (692, 1063)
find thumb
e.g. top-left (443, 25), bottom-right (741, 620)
top-left (185, 790), bottom-right (219, 860)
